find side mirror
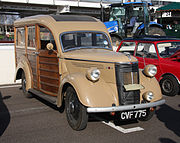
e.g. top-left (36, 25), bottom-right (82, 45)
top-left (46, 43), bottom-right (54, 51)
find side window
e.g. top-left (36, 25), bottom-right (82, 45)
top-left (28, 26), bottom-right (36, 48)
top-left (40, 26), bottom-right (56, 50)
top-left (119, 42), bottom-right (136, 55)
top-left (16, 27), bottom-right (25, 47)
top-left (136, 43), bottom-right (157, 59)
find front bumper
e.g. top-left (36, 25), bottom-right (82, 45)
top-left (87, 99), bottom-right (165, 113)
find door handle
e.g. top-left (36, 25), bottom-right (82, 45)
top-left (33, 52), bottom-right (39, 55)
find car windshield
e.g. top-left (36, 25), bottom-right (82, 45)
top-left (61, 32), bottom-right (112, 52)
top-left (119, 41), bottom-right (136, 55)
top-left (157, 42), bottom-right (180, 58)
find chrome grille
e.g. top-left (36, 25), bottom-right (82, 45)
top-left (115, 62), bottom-right (140, 105)
top-left (123, 72), bottom-right (138, 85)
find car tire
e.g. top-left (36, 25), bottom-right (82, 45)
top-left (21, 72), bottom-right (32, 98)
top-left (160, 75), bottom-right (179, 96)
top-left (65, 86), bottom-right (88, 131)
top-left (148, 27), bottom-right (166, 36)
top-left (139, 108), bottom-right (155, 121)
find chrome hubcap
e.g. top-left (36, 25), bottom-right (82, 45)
top-left (162, 79), bottom-right (172, 93)
top-left (70, 101), bottom-right (75, 113)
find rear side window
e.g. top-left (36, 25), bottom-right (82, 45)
top-left (16, 28), bottom-right (25, 46)
top-left (28, 26), bottom-right (36, 48)
top-left (40, 26), bottom-right (57, 50)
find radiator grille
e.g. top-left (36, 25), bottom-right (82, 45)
top-left (115, 62), bottom-right (140, 105)
top-left (123, 72), bottom-right (138, 85)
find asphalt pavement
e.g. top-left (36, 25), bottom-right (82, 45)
top-left (0, 85), bottom-right (180, 143)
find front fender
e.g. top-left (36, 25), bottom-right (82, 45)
top-left (139, 70), bottom-right (162, 102)
top-left (15, 55), bottom-right (32, 90)
top-left (58, 73), bottom-right (118, 108)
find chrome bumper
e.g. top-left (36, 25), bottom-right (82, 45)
top-left (87, 99), bottom-right (165, 113)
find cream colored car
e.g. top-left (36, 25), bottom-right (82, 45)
top-left (14, 15), bottom-right (165, 131)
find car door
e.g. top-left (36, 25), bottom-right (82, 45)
top-left (26, 26), bottom-right (39, 89)
top-left (37, 25), bottom-right (59, 97)
top-left (135, 42), bottom-right (162, 79)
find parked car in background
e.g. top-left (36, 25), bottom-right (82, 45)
top-left (14, 15), bottom-right (165, 131)
top-left (117, 36), bottom-right (180, 96)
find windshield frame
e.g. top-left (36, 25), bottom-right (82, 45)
top-left (60, 31), bottom-right (112, 53)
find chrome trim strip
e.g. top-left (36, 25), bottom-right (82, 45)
top-left (87, 99), bottom-right (165, 113)
top-left (131, 72), bottom-right (134, 84)
top-left (115, 61), bottom-right (138, 64)
top-left (64, 58), bottom-right (138, 64)
top-left (64, 58), bottom-right (114, 63)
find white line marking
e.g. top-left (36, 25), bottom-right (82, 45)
top-left (10, 107), bottom-right (49, 114)
top-left (102, 121), bottom-right (144, 134)
top-left (0, 84), bottom-right (21, 89)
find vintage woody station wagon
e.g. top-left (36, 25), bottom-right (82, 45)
top-left (14, 15), bottom-right (165, 130)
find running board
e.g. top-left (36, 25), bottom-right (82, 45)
top-left (28, 89), bottom-right (57, 105)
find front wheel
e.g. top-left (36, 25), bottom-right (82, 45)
top-left (160, 75), bottom-right (179, 96)
top-left (65, 87), bottom-right (88, 131)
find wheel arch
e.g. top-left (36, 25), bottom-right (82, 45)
top-left (15, 56), bottom-right (33, 90)
top-left (57, 80), bottom-right (74, 107)
top-left (159, 73), bottom-right (180, 84)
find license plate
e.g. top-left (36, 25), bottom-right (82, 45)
top-left (120, 109), bottom-right (147, 120)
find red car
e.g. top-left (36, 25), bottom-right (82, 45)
top-left (117, 36), bottom-right (180, 96)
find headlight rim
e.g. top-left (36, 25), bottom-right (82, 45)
top-left (86, 68), bottom-right (100, 82)
top-left (142, 91), bottom-right (154, 102)
top-left (143, 64), bottom-right (157, 77)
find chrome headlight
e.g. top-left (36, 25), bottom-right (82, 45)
top-left (86, 68), bottom-right (100, 82)
top-left (143, 91), bottom-right (154, 102)
top-left (143, 64), bottom-right (157, 77)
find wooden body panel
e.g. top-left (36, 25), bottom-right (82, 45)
top-left (27, 48), bottom-right (37, 88)
top-left (15, 24), bottom-right (60, 97)
top-left (38, 50), bottom-right (59, 96)
top-left (16, 47), bottom-right (26, 64)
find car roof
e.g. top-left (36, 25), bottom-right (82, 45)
top-left (14, 15), bottom-right (109, 37)
top-left (123, 36), bottom-right (180, 42)
top-left (14, 14), bottom-right (98, 26)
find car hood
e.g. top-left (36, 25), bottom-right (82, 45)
top-left (63, 48), bottom-right (137, 63)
